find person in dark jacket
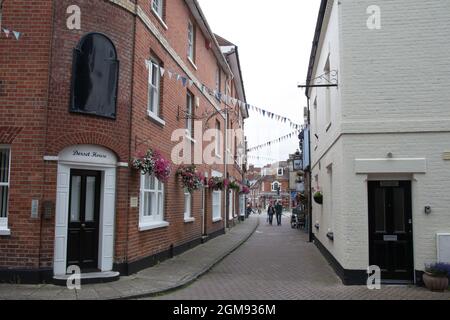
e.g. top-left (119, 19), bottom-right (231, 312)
top-left (267, 203), bottom-right (275, 225)
top-left (275, 201), bottom-right (283, 226)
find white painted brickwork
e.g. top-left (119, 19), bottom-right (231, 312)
top-left (311, 0), bottom-right (450, 273)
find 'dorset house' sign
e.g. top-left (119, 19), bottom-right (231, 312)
top-left (58, 144), bottom-right (117, 167)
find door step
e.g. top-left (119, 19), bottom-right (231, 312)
top-left (53, 271), bottom-right (120, 286)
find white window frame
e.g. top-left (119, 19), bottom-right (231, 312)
top-left (0, 145), bottom-right (11, 235)
top-left (187, 21), bottom-right (195, 62)
top-left (212, 190), bottom-right (222, 222)
top-left (215, 67), bottom-right (221, 101)
top-left (239, 195), bottom-right (245, 217)
top-left (184, 189), bottom-right (194, 223)
top-left (271, 181), bottom-right (280, 192)
top-left (186, 92), bottom-right (194, 138)
top-left (152, 0), bottom-right (163, 19)
top-left (215, 120), bottom-right (222, 158)
top-left (139, 174), bottom-right (168, 231)
top-left (148, 59), bottom-right (164, 124)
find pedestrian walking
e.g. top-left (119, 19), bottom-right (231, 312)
top-left (275, 201), bottom-right (283, 226)
top-left (267, 203), bottom-right (275, 225)
top-left (246, 204), bottom-right (253, 218)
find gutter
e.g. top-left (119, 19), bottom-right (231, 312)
top-left (305, 0), bottom-right (329, 99)
top-left (187, 0), bottom-right (233, 77)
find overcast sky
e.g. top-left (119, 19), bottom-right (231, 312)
top-left (198, 0), bottom-right (321, 168)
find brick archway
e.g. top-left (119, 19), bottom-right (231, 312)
top-left (47, 131), bottom-right (128, 161)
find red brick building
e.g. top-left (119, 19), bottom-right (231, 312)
top-left (0, 0), bottom-right (248, 283)
top-left (250, 162), bottom-right (290, 210)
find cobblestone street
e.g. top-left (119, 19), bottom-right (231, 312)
top-left (152, 214), bottom-right (450, 300)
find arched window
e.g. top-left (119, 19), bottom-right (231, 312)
top-left (70, 33), bottom-right (119, 118)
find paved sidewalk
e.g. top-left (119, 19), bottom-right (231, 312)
top-left (0, 217), bottom-right (259, 300)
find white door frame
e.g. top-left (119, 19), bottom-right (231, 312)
top-left (53, 145), bottom-right (117, 276)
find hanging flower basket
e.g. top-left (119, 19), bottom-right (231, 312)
top-left (239, 185), bottom-right (250, 195)
top-left (313, 191), bottom-right (323, 205)
top-left (207, 177), bottom-right (225, 191)
top-left (132, 149), bottom-right (172, 182)
top-left (228, 181), bottom-right (240, 191)
top-left (176, 165), bottom-right (204, 193)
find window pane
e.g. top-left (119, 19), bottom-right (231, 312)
top-left (0, 186), bottom-right (8, 218)
top-left (85, 177), bottom-right (96, 222)
top-left (144, 191), bottom-right (152, 217)
top-left (185, 193), bottom-right (191, 218)
top-left (393, 188), bottom-right (405, 232)
top-left (374, 188), bottom-right (386, 232)
top-left (70, 176), bottom-right (81, 222)
top-left (157, 192), bottom-right (163, 218)
top-left (151, 192), bottom-right (157, 217)
top-left (0, 148), bottom-right (10, 183)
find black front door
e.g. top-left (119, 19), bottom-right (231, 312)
top-left (67, 170), bottom-right (101, 271)
top-left (368, 181), bottom-right (414, 282)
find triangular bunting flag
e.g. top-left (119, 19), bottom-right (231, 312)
top-left (159, 67), bottom-right (165, 77)
top-left (181, 77), bottom-right (188, 87)
top-left (3, 28), bottom-right (10, 38)
top-left (13, 31), bottom-right (21, 40)
top-left (168, 71), bottom-right (173, 79)
top-left (145, 60), bottom-right (151, 70)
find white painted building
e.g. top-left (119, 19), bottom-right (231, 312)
top-left (306, 0), bottom-right (450, 285)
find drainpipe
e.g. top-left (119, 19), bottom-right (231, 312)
top-left (307, 98), bottom-right (313, 243)
top-left (223, 102), bottom-right (228, 231)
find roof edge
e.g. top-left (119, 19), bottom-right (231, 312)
top-left (305, 0), bottom-right (329, 98)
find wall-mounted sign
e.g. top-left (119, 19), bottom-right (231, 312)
top-left (293, 159), bottom-right (303, 171)
top-left (58, 145), bottom-right (117, 166)
top-left (443, 152), bottom-right (450, 160)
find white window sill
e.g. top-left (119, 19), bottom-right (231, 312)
top-left (139, 221), bottom-right (169, 232)
top-left (0, 228), bottom-right (11, 236)
top-left (187, 57), bottom-right (198, 70)
top-left (185, 135), bottom-right (197, 144)
top-left (212, 217), bottom-right (222, 223)
top-left (151, 8), bottom-right (168, 30)
top-left (148, 112), bottom-right (166, 126)
top-left (184, 217), bottom-right (195, 223)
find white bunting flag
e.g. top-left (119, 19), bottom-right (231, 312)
top-left (168, 71), bottom-right (173, 79)
top-left (3, 28), bottom-right (10, 38)
top-left (13, 31), bottom-right (21, 40)
top-left (159, 67), bottom-right (165, 77)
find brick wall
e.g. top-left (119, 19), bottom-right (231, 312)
top-left (0, 0), bottom-right (247, 276)
top-left (0, 0), bottom-right (53, 268)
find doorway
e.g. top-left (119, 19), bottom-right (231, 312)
top-left (368, 181), bottom-right (414, 282)
top-left (67, 169), bottom-right (101, 271)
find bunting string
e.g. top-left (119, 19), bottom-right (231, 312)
top-left (247, 155), bottom-right (277, 162)
top-left (246, 130), bottom-right (299, 153)
top-left (1, 27), bottom-right (22, 40)
top-left (145, 59), bottom-right (303, 130)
